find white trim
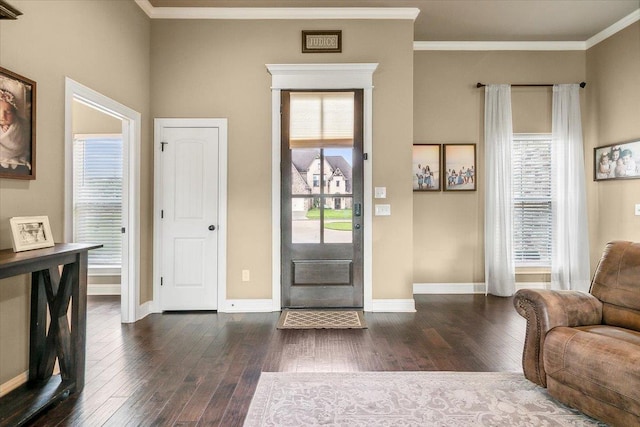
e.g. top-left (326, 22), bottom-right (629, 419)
top-left (0, 371), bottom-right (28, 398)
top-left (64, 78), bottom-right (141, 324)
top-left (134, 1), bottom-right (419, 21)
top-left (267, 63), bottom-right (377, 312)
top-left (137, 300), bottom-right (154, 321)
top-left (153, 118), bottom-right (228, 313)
top-left (413, 282), bottom-right (550, 294)
top-left (224, 299), bottom-right (275, 313)
top-left (370, 299), bottom-right (416, 312)
top-left (586, 8), bottom-right (640, 49)
top-left (88, 284), bottom-right (121, 296)
top-left (413, 41), bottom-right (587, 51)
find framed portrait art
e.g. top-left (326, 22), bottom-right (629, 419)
top-left (594, 140), bottom-right (640, 181)
top-left (0, 66), bottom-right (36, 180)
top-left (413, 144), bottom-right (441, 191)
top-left (443, 144), bottom-right (476, 191)
top-left (9, 216), bottom-right (54, 252)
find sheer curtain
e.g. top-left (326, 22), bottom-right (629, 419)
top-left (551, 84), bottom-right (591, 291)
top-left (484, 85), bottom-right (516, 296)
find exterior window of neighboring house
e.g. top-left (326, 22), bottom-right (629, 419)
top-left (336, 180), bottom-right (340, 187)
top-left (313, 174), bottom-right (320, 187)
top-left (73, 135), bottom-right (123, 269)
top-left (512, 134), bottom-right (552, 267)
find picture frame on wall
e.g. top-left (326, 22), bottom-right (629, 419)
top-left (594, 140), bottom-right (640, 181)
top-left (9, 216), bottom-right (54, 252)
top-left (0, 66), bottom-right (36, 180)
top-left (443, 144), bottom-right (476, 191)
top-left (412, 144), bottom-right (441, 191)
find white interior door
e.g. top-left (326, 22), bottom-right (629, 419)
top-left (159, 126), bottom-right (219, 310)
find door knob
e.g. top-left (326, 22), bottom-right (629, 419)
top-left (208, 225), bottom-right (216, 231)
top-left (354, 224), bottom-right (361, 230)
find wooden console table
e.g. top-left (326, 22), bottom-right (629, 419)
top-left (0, 243), bottom-right (101, 426)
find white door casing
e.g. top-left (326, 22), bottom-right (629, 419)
top-left (154, 119), bottom-right (227, 311)
top-left (64, 77), bottom-right (141, 323)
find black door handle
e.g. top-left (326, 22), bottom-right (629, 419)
top-left (208, 225), bottom-right (216, 231)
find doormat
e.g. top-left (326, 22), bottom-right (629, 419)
top-left (277, 310), bottom-right (367, 329)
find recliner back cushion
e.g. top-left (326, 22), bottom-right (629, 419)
top-left (590, 241), bottom-right (640, 331)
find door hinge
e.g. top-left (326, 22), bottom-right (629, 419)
top-left (161, 141), bottom-right (168, 152)
top-left (363, 153), bottom-right (368, 160)
top-left (161, 277), bottom-right (163, 286)
top-left (121, 227), bottom-right (126, 234)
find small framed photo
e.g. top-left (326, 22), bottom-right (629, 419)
top-left (413, 144), bottom-right (441, 191)
top-left (594, 140), bottom-right (640, 181)
top-left (444, 144), bottom-right (476, 191)
top-left (9, 216), bottom-right (54, 252)
top-left (302, 30), bottom-right (342, 53)
top-left (0, 66), bottom-right (36, 180)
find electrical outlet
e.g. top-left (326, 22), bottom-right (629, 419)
top-left (635, 204), bottom-right (640, 216)
top-left (242, 270), bottom-right (250, 282)
top-left (374, 187), bottom-right (386, 199)
top-left (375, 204), bottom-right (391, 216)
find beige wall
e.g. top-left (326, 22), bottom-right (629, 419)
top-left (586, 22), bottom-right (640, 267)
top-left (150, 19), bottom-right (415, 300)
top-left (413, 51), bottom-right (586, 284)
top-left (0, 0), bottom-right (150, 384)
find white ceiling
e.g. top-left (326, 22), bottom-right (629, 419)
top-left (148, 0), bottom-right (640, 42)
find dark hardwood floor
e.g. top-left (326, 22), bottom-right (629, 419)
top-left (28, 294), bottom-right (525, 426)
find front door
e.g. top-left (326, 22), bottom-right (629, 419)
top-left (281, 90), bottom-right (364, 308)
top-left (158, 124), bottom-right (219, 310)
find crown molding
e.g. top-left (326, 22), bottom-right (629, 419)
top-left (135, 0), bottom-right (419, 20)
top-left (586, 8), bottom-right (640, 49)
top-left (413, 41), bottom-right (587, 51)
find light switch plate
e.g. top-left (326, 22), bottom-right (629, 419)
top-left (375, 204), bottom-right (391, 216)
top-left (374, 187), bottom-right (386, 199)
top-left (635, 204), bottom-right (640, 216)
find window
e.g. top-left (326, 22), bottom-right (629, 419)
top-left (73, 135), bottom-right (122, 269)
top-left (512, 134), bottom-right (552, 267)
top-left (313, 174), bottom-right (320, 187)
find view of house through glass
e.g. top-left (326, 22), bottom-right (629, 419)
top-left (289, 92), bottom-right (354, 244)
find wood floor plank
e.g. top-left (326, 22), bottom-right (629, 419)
top-left (25, 294), bottom-right (526, 426)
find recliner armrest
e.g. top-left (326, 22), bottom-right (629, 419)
top-left (513, 289), bottom-right (603, 387)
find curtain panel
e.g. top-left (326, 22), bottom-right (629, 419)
top-left (484, 85), bottom-right (516, 297)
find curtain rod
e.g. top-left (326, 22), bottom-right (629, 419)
top-left (476, 82), bottom-right (586, 88)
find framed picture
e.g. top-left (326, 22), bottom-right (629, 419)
top-left (443, 144), bottom-right (476, 191)
top-left (0, 66), bottom-right (36, 180)
top-left (9, 216), bottom-right (54, 252)
top-left (302, 30), bottom-right (342, 53)
top-left (594, 140), bottom-right (640, 181)
top-left (413, 144), bottom-right (441, 191)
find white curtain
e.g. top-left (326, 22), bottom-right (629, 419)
top-left (551, 84), bottom-right (591, 291)
top-left (484, 85), bottom-right (516, 296)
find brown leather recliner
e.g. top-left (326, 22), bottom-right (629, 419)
top-left (514, 241), bottom-right (640, 427)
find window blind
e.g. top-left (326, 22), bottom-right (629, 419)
top-left (289, 92), bottom-right (354, 148)
top-left (73, 135), bottom-right (123, 267)
top-left (512, 134), bottom-right (552, 267)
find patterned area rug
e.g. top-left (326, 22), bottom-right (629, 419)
top-left (244, 371), bottom-right (607, 426)
top-left (277, 310), bottom-right (367, 329)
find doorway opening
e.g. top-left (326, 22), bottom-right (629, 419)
top-left (64, 78), bottom-right (141, 323)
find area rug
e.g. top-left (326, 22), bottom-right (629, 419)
top-left (277, 310), bottom-right (367, 329)
top-left (243, 371), bottom-right (607, 426)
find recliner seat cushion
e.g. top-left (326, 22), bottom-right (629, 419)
top-left (544, 325), bottom-right (640, 417)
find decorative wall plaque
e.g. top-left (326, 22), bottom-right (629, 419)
top-left (302, 31), bottom-right (342, 53)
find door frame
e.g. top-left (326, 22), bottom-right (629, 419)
top-left (64, 77), bottom-right (141, 323)
top-left (153, 118), bottom-right (228, 312)
top-left (266, 63), bottom-right (378, 311)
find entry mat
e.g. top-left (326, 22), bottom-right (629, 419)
top-left (277, 310), bottom-right (367, 329)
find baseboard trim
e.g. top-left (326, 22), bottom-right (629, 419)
top-left (370, 299), bottom-right (416, 312)
top-left (222, 299), bottom-right (274, 313)
top-left (88, 284), bottom-right (121, 296)
top-left (0, 371), bottom-right (28, 398)
top-left (136, 300), bottom-right (154, 321)
top-left (414, 282), bottom-right (550, 294)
